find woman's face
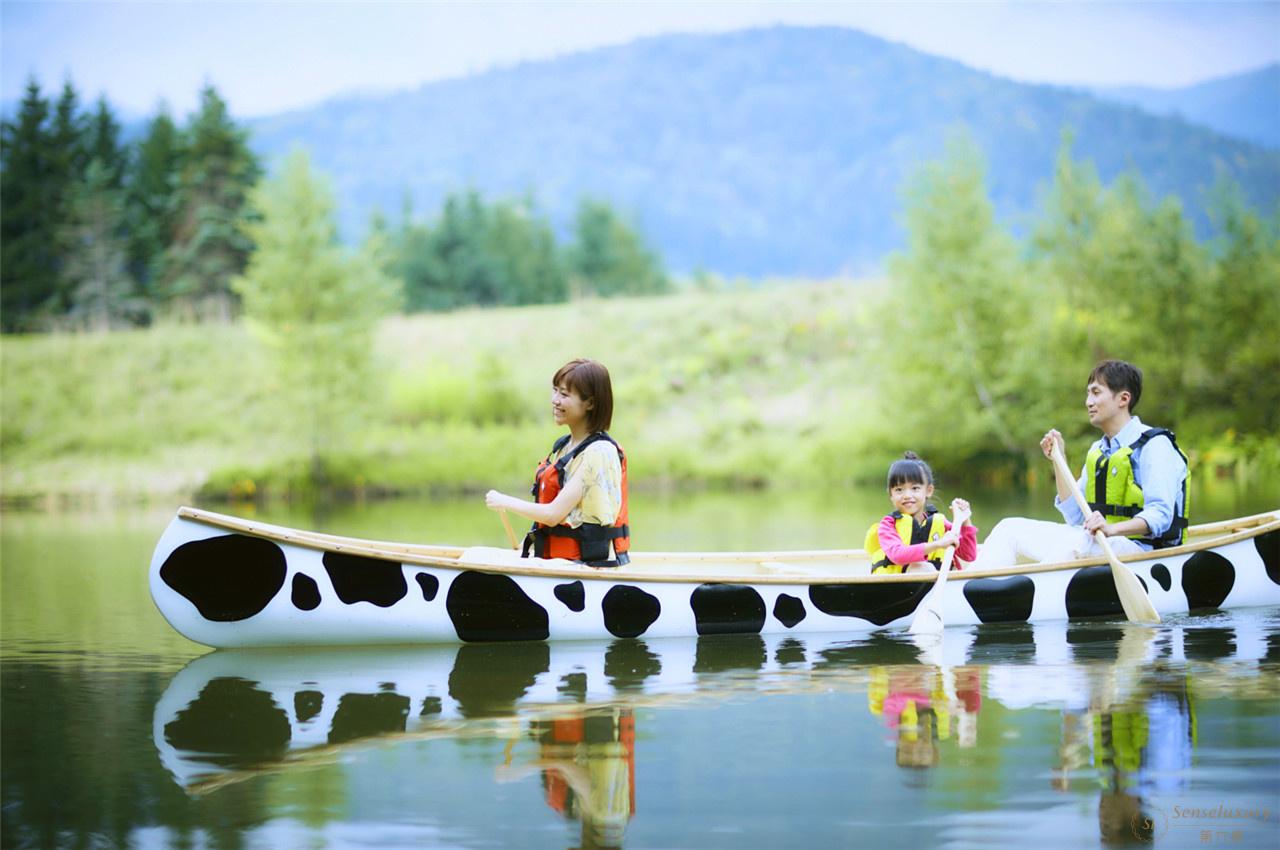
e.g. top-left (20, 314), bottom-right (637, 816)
top-left (552, 382), bottom-right (592, 429)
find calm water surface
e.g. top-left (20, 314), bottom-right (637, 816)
top-left (3, 486), bottom-right (1278, 849)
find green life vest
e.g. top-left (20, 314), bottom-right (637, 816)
top-left (1084, 427), bottom-right (1189, 549)
top-left (864, 507), bottom-right (948, 574)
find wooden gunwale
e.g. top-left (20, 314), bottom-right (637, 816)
top-left (173, 506), bottom-right (1280, 586)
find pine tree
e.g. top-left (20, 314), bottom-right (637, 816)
top-left (162, 85), bottom-right (260, 320)
top-left (84, 95), bottom-right (126, 190)
top-left (0, 79), bottom-right (55, 331)
top-left (126, 105), bottom-right (184, 293)
top-left (60, 160), bottom-right (143, 330)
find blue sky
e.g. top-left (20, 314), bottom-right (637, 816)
top-left (3, 1), bottom-right (1278, 118)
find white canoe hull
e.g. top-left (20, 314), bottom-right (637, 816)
top-left (149, 507), bottom-right (1280, 648)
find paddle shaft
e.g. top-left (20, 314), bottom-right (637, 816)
top-left (907, 509), bottom-right (963, 635)
top-left (499, 509), bottom-right (519, 550)
top-left (1049, 443), bottom-right (1160, 624)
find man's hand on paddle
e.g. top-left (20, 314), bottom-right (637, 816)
top-left (1040, 429), bottom-right (1065, 459)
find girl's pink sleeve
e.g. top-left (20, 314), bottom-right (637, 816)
top-left (878, 515), bottom-right (931, 565)
top-left (945, 520), bottom-right (979, 565)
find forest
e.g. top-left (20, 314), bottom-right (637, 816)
top-left (0, 80), bottom-right (667, 333)
top-left (1, 79), bottom-right (1277, 503)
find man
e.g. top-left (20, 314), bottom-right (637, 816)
top-left (976, 360), bottom-right (1189, 567)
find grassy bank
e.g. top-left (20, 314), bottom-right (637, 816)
top-left (2, 280), bottom-right (900, 504)
top-left (6, 278), bottom-right (1276, 507)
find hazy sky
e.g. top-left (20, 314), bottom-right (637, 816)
top-left (3, 1), bottom-right (1278, 119)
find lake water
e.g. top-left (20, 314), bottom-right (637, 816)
top-left (3, 485), bottom-right (1279, 849)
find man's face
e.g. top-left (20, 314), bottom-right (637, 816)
top-left (1085, 380), bottom-right (1130, 429)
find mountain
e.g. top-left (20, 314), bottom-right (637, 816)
top-left (1092, 64), bottom-right (1280, 150)
top-left (246, 26), bottom-right (1280, 277)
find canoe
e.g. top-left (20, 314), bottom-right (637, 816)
top-left (150, 506), bottom-right (1280, 648)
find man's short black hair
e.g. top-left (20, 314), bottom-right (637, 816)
top-left (1088, 360), bottom-right (1143, 413)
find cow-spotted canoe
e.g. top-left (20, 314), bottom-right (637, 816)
top-left (150, 506), bottom-right (1280, 648)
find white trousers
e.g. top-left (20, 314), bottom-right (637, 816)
top-left (973, 517), bottom-right (1146, 569)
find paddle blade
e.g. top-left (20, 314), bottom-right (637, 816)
top-left (1105, 538), bottom-right (1161, 624)
top-left (908, 595), bottom-right (945, 635)
top-left (908, 547), bottom-right (956, 635)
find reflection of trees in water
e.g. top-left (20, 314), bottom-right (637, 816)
top-left (0, 664), bottom-right (269, 850)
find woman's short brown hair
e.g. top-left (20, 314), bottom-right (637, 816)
top-left (553, 359), bottom-right (613, 433)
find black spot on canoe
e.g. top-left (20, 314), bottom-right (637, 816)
top-left (554, 580), bottom-right (586, 612)
top-left (772, 594), bottom-right (806, 628)
top-left (328, 692), bottom-right (411, 745)
top-left (291, 574), bottom-right (321, 611)
top-left (808, 582), bottom-right (930, 626)
top-left (962, 576), bottom-right (1036, 624)
top-left (323, 551), bottom-right (407, 608)
top-left (1182, 550), bottom-right (1235, 611)
top-left (415, 572), bottom-right (439, 601)
top-left (160, 534), bottom-right (287, 622)
top-left (693, 634), bottom-right (767, 673)
top-left (691, 584), bottom-right (766, 635)
top-left (164, 677), bottom-right (290, 768)
top-left (1256, 529), bottom-right (1280, 585)
top-left (448, 642), bottom-right (550, 717)
top-left (1150, 564), bottom-right (1172, 592)
top-left (605, 639), bottom-right (662, 690)
top-left (1065, 565), bottom-right (1150, 620)
top-left (602, 586), bottom-right (661, 639)
top-left (446, 571), bottom-right (550, 642)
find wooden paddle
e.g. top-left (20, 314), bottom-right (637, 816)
top-left (1050, 442), bottom-right (1161, 624)
top-left (499, 509), bottom-right (519, 551)
top-left (907, 507), bottom-right (965, 636)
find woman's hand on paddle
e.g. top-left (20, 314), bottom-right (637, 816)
top-left (936, 530), bottom-right (962, 549)
top-left (1040, 429), bottom-right (1065, 460)
top-left (949, 498), bottom-right (971, 526)
top-left (485, 490), bottom-right (512, 512)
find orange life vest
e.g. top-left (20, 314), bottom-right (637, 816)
top-left (525, 432), bottom-right (630, 566)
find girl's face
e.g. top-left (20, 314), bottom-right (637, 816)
top-left (890, 480), bottom-right (933, 518)
top-left (551, 382), bottom-right (591, 430)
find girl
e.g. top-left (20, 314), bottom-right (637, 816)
top-left (867, 451), bottom-right (977, 574)
top-left (485, 359), bottom-right (630, 566)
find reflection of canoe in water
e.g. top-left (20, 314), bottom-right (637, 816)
top-left (150, 506), bottom-right (1280, 648)
top-left (154, 619), bottom-right (1278, 794)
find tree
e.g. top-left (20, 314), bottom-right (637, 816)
top-left (84, 95), bottom-right (126, 190)
top-left (163, 85), bottom-right (260, 320)
top-left (232, 149), bottom-right (400, 487)
top-left (1, 79), bottom-right (55, 331)
top-left (567, 199), bottom-right (669, 297)
top-left (1197, 183), bottom-right (1280, 436)
top-left (126, 105), bottom-right (184, 293)
top-left (883, 135), bottom-right (1033, 466)
top-left (59, 160), bottom-right (143, 330)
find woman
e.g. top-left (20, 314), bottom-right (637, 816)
top-left (485, 359), bottom-right (630, 566)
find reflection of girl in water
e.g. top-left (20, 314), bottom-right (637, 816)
top-left (868, 666), bottom-right (983, 772)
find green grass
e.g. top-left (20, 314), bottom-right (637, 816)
top-left (2, 280), bottom-right (902, 503)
